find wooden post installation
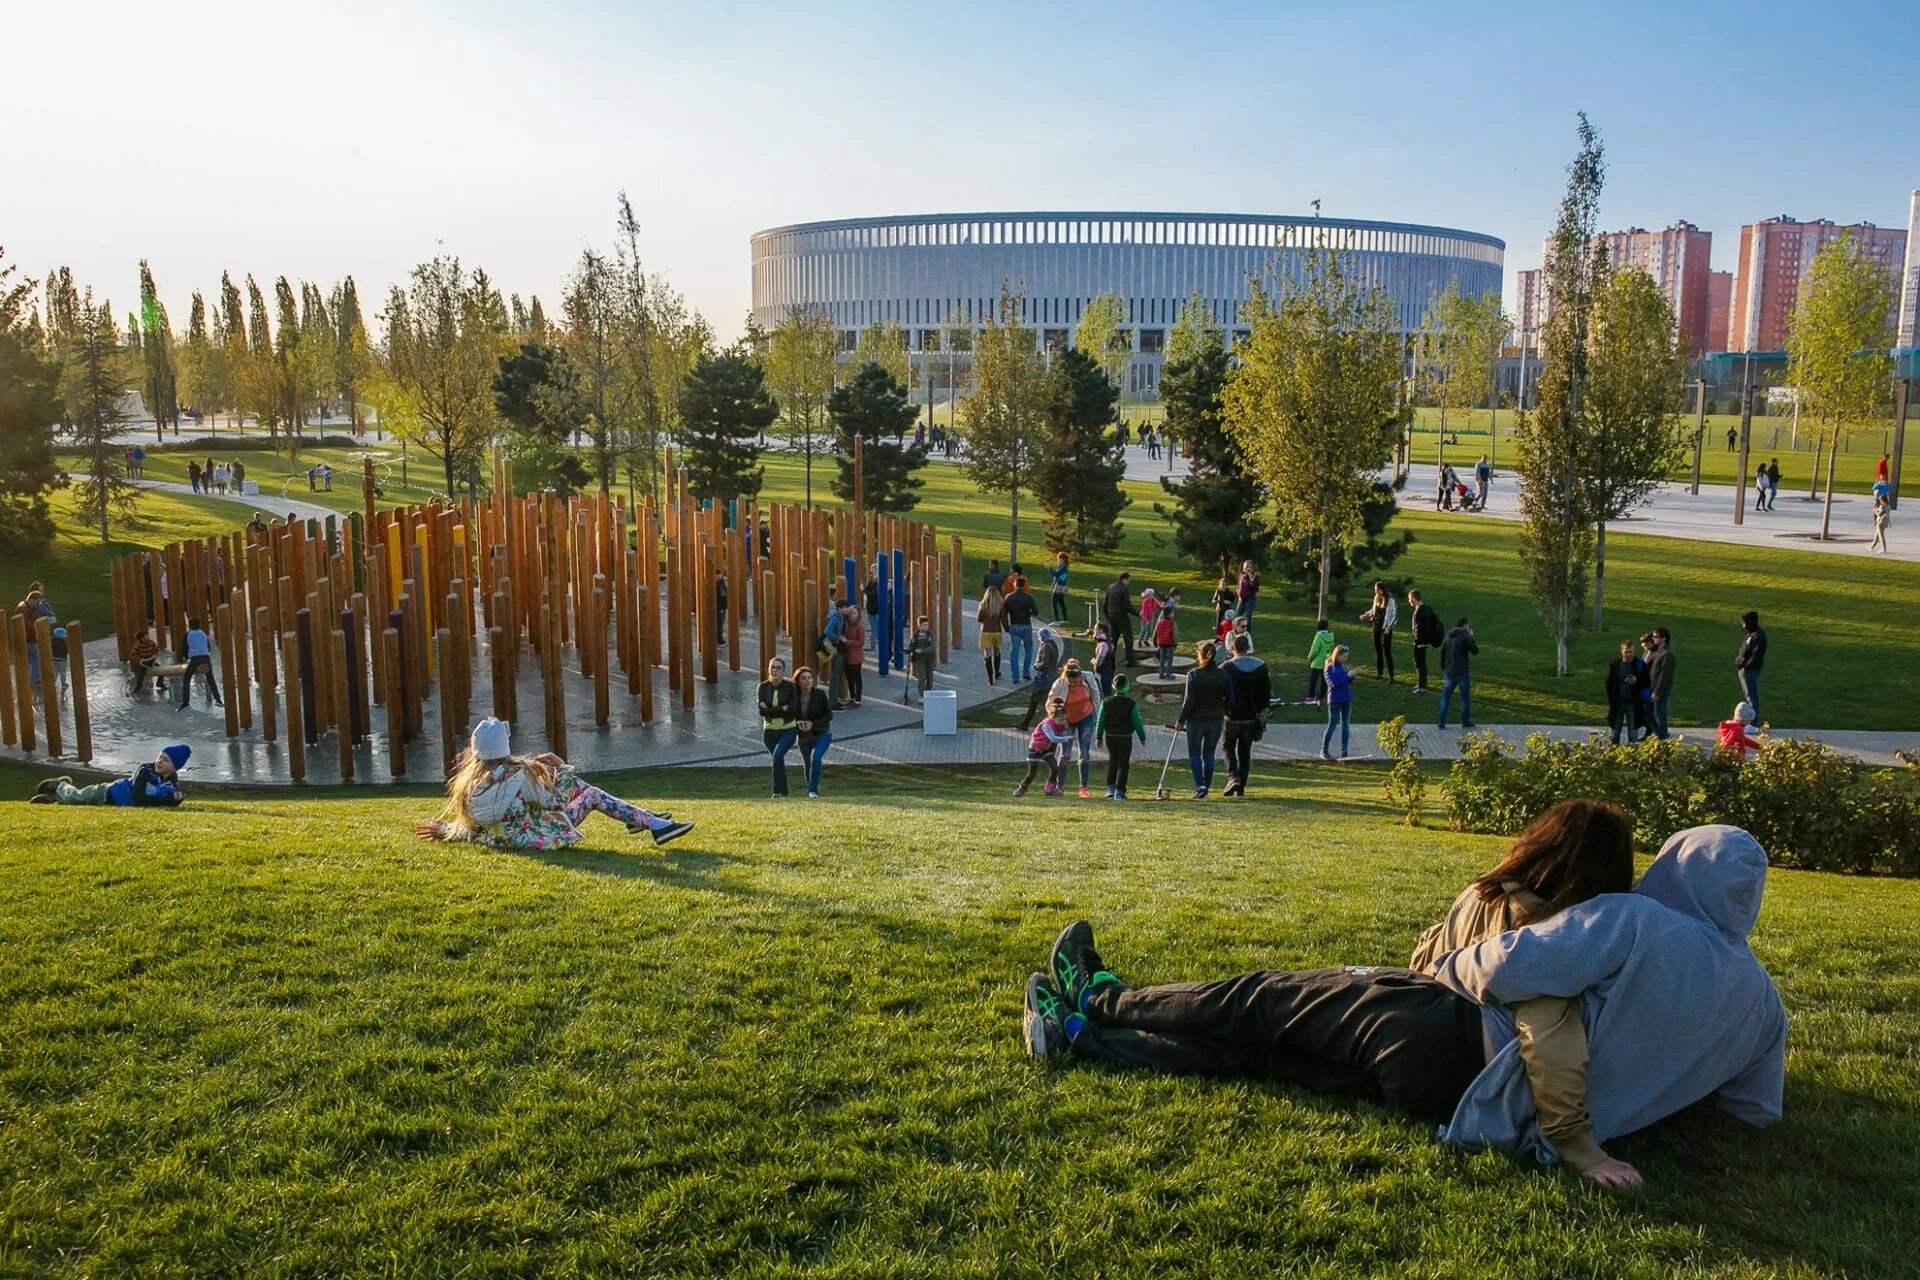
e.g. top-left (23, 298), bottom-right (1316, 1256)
top-left (950, 534), bottom-right (964, 646)
top-left (383, 626), bottom-right (404, 778)
top-left (66, 621), bottom-right (91, 764)
top-left (11, 615), bottom-right (33, 753)
top-left (215, 604), bottom-right (239, 740)
top-left (635, 581), bottom-right (654, 724)
top-left (294, 608), bottom-right (318, 747)
top-left (0, 615), bottom-right (15, 747)
top-left (283, 629), bottom-right (306, 782)
top-left (228, 587), bottom-right (253, 731)
top-left (253, 605), bottom-right (278, 743)
top-left (592, 577), bottom-right (610, 727)
top-left (33, 618), bottom-right (61, 757)
top-left (335, 626), bottom-right (354, 781)
top-left (436, 628), bottom-right (456, 777)
top-left (936, 552), bottom-right (951, 665)
top-left (700, 541), bottom-right (718, 686)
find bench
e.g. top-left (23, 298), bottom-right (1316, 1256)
top-left (127, 659), bottom-right (190, 696)
top-left (1132, 674), bottom-right (1186, 703)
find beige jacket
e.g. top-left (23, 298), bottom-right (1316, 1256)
top-left (1411, 883), bottom-right (1608, 1171)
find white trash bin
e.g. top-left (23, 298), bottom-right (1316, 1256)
top-left (240, 480), bottom-right (260, 496)
top-left (922, 689), bottom-right (958, 735)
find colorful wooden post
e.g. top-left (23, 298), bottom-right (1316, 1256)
top-left (283, 629), bottom-right (306, 783)
top-left (67, 621), bottom-right (91, 764)
top-left (335, 626), bottom-right (355, 780)
top-left (253, 605), bottom-right (277, 744)
top-left (383, 626), bottom-right (404, 777)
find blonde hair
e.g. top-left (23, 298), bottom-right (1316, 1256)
top-left (443, 746), bottom-right (553, 836)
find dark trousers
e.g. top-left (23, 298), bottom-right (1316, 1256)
top-left (1107, 613), bottom-right (1134, 665)
top-left (1372, 627), bottom-right (1395, 680)
top-left (177, 655), bottom-right (222, 708)
top-left (1105, 735), bottom-right (1134, 792)
top-left (1223, 720), bottom-right (1257, 789)
top-left (1607, 701), bottom-right (1638, 744)
top-left (1074, 966), bottom-right (1485, 1122)
top-left (1307, 668), bottom-right (1325, 700)
top-left (844, 663), bottom-right (863, 703)
top-left (1051, 589), bottom-right (1069, 622)
top-left (1018, 681), bottom-right (1051, 729)
top-left (1185, 718), bottom-right (1222, 791)
top-left (1412, 643), bottom-right (1430, 690)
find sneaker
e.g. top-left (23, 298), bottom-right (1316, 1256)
top-left (1104, 786), bottom-right (1116, 798)
top-left (1194, 787), bottom-right (1208, 800)
top-left (34, 776), bottom-right (71, 797)
top-left (29, 792), bottom-right (53, 804)
top-left (1022, 971), bottom-right (1065, 1059)
top-left (1043, 783), bottom-right (1062, 797)
top-left (1078, 787), bottom-right (1091, 799)
top-left (1050, 920), bottom-right (1122, 1015)
top-left (1114, 791), bottom-right (1127, 801)
top-left (1222, 781), bottom-right (1243, 798)
top-left (1411, 687), bottom-right (1428, 695)
top-left (1320, 750), bottom-right (1335, 762)
top-left (649, 820), bottom-right (694, 847)
top-left (1305, 697), bottom-right (1320, 706)
top-left (807, 791), bottom-right (819, 799)
top-left (1012, 781), bottom-right (1030, 798)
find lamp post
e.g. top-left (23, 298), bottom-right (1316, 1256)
top-left (1733, 351), bottom-right (1753, 526)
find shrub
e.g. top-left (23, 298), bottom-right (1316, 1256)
top-left (1442, 732), bottom-right (1917, 877)
top-left (1375, 716), bottom-right (1423, 826)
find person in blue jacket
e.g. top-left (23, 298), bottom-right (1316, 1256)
top-left (32, 744), bottom-right (191, 806)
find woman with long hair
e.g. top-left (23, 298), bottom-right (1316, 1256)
top-left (1174, 639), bottom-right (1230, 799)
top-left (793, 665), bottom-right (833, 799)
top-left (1358, 580), bottom-right (1397, 682)
top-left (1408, 798), bottom-right (1640, 1187)
top-left (417, 719), bottom-right (691, 849)
top-left (976, 584), bottom-right (1006, 685)
top-left (1320, 644), bottom-right (1353, 761)
top-left (757, 655), bottom-right (800, 798)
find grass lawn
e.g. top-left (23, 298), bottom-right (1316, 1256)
top-left (74, 437), bottom-right (457, 519)
top-left (4, 762), bottom-right (1916, 1277)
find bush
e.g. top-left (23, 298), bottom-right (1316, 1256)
top-left (1375, 716), bottom-right (1423, 826)
top-left (1443, 732), bottom-right (1920, 877)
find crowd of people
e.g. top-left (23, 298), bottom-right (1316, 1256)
top-left (181, 456), bottom-right (249, 495)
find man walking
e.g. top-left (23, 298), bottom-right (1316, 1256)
top-left (1003, 577), bottom-right (1040, 684)
top-left (1015, 627), bottom-right (1064, 731)
top-left (1436, 617), bottom-right (1477, 730)
top-left (1220, 631), bottom-right (1271, 798)
top-left (1407, 589), bottom-right (1443, 694)
top-left (1103, 572), bottom-right (1136, 665)
top-left (1735, 611), bottom-right (1766, 720)
top-left (982, 559), bottom-right (1007, 594)
top-left (1474, 454), bottom-right (1492, 507)
top-left (1646, 627), bottom-right (1675, 740)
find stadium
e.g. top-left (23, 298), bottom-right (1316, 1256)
top-left (750, 211), bottom-right (1504, 395)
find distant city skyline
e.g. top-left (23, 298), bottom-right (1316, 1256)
top-left (5, 0), bottom-right (1914, 345)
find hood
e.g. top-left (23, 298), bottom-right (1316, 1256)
top-left (1633, 824), bottom-right (1768, 941)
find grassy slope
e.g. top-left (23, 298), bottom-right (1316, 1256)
top-left (4, 764), bottom-right (1916, 1278)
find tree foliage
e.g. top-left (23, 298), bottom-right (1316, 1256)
top-left (850, 318), bottom-right (912, 393)
top-left (962, 285), bottom-right (1048, 562)
top-left (1154, 323), bottom-right (1273, 576)
top-left (829, 361), bottom-right (925, 513)
top-left (0, 249), bottom-right (60, 551)
top-left (1272, 481), bottom-right (1414, 611)
top-left (677, 350), bottom-right (775, 502)
top-left (62, 293), bottom-right (136, 540)
top-left (1075, 290), bottom-right (1133, 398)
top-left (1222, 248), bottom-right (1403, 619)
top-left (765, 305), bottom-right (839, 505)
top-left (1416, 278), bottom-right (1507, 476)
top-left (1786, 233), bottom-right (1896, 540)
top-left (1035, 345), bottom-right (1127, 554)
top-left (493, 341), bottom-right (591, 496)
top-left (136, 260), bottom-right (178, 431)
top-left (377, 256), bottom-right (504, 497)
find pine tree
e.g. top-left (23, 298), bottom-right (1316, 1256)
top-left (137, 260), bottom-right (178, 431)
top-left (677, 350), bottom-right (774, 501)
top-left (0, 248), bottom-right (60, 551)
top-left (63, 294), bottom-right (136, 540)
top-left (828, 361), bottom-right (925, 512)
top-left (1034, 345), bottom-right (1128, 553)
top-left (1153, 307), bottom-right (1272, 575)
top-left (493, 341), bottom-right (591, 495)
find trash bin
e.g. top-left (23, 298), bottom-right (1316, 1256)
top-left (922, 689), bottom-right (957, 735)
top-left (240, 480), bottom-right (259, 496)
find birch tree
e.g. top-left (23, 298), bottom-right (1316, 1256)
top-left (963, 285), bottom-right (1048, 562)
top-left (1786, 233), bottom-right (1896, 541)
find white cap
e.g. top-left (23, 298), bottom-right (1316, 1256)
top-left (1735, 702), bottom-right (1755, 724)
top-left (470, 717), bottom-right (511, 759)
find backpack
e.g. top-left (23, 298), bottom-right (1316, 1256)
top-left (1063, 679), bottom-right (1095, 723)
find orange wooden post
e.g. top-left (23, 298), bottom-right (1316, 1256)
top-left (592, 577), bottom-right (610, 727)
top-left (383, 627), bottom-right (404, 777)
top-left (229, 586), bottom-right (253, 731)
top-left (283, 630), bottom-right (306, 782)
top-left (700, 541), bottom-right (718, 686)
top-left (35, 618), bottom-right (61, 757)
top-left (437, 628), bottom-right (456, 777)
top-left (334, 627), bottom-right (354, 780)
top-left (65, 621), bottom-right (91, 763)
top-left (10, 615), bottom-right (32, 753)
top-left (635, 581), bottom-right (654, 724)
top-left (215, 604), bottom-right (239, 739)
top-left (253, 605), bottom-right (277, 743)
top-left (0, 616), bottom-right (14, 747)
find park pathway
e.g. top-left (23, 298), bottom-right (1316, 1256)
top-left (130, 478), bottom-right (337, 525)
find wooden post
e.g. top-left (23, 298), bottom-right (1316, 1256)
top-left (0, 616), bottom-right (14, 747)
top-left (437, 628), bottom-right (456, 776)
top-left (11, 615), bottom-right (32, 753)
top-left (61, 621), bottom-right (90, 763)
top-left (229, 586), bottom-right (253, 731)
top-left (383, 627), bottom-right (404, 777)
top-left (635, 581), bottom-right (653, 724)
top-left (335, 627), bottom-right (354, 780)
top-left (700, 541), bottom-right (718, 686)
top-left (592, 578), bottom-right (610, 727)
top-left (283, 630), bottom-right (306, 782)
top-left (726, 525), bottom-right (742, 672)
top-left (950, 534), bottom-right (963, 646)
top-left (491, 626), bottom-right (511, 721)
top-left (34, 618), bottom-right (62, 757)
top-left (253, 605), bottom-right (277, 743)
top-left (215, 604), bottom-right (239, 739)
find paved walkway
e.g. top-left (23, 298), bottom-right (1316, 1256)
top-left (130, 478), bottom-right (337, 524)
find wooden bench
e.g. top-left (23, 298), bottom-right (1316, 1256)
top-left (1132, 674), bottom-right (1186, 703)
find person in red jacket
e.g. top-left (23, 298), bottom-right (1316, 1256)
top-left (1718, 702), bottom-right (1763, 761)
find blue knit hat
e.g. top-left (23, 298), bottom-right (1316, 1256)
top-left (161, 743), bottom-right (191, 770)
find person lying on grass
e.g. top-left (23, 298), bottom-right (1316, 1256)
top-left (30, 743), bottom-right (191, 807)
top-left (1024, 820), bottom-right (1785, 1187)
top-left (416, 718), bottom-right (692, 850)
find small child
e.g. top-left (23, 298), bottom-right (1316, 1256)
top-left (1092, 624), bottom-right (1116, 698)
top-left (51, 626), bottom-right (69, 694)
top-left (1138, 587), bottom-right (1161, 637)
top-left (32, 743), bottom-right (190, 806)
top-left (1014, 697), bottom-right (1072, 798)
top-left (129, 627), bottom-right (164, 696)
top-left (1152, 608), bottom-right (1178, 679)
top-left (1305, 619), bottom-right (1336, 704)
top-left (1094, 674), bottom-right (1149, 799)
top-left (907, 615), bottom-right (936, 703)
top-left (1718, 702), bottom-right (1764, 761)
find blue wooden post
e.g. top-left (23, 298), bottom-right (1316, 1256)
top-left (875, 564), bottom-right (892, 675)
top-left (891, 547), bottom-right (906, 662)
top-left (842, 556), bottom-right (856, 609)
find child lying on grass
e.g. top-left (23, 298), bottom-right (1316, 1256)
top-left (416, 718), bottom-right (692, 851)
top-left (32, 744), bottom-right (191, 807)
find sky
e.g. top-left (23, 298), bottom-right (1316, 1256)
top-left (6, 0), bottom-right (1914, 340)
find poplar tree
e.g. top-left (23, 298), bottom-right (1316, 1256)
top-left (377, 256), bottom-right (504, 497)
top-left (0, 249), bottom-right (60, 551)
top-left (219, 273), bottom-right (249, 429)
top-left (1035, 346), bottom-right (1128, 554)
top-left (677, 349), bottom-right (774, 501)
top-left (244, 275), bottom-right (279, 438)
top-left (274, 276), bottom-right (305, 436)
top-left (765, 305), bottom-right (839, 505)
top-left (137, 260), bottom-right (178, 432)
top-left (562, 248), bottom-right (621, 491)
top-left (331, 277), bottom-right (372, 432)
top-left (63, 294), bottom-right (136, 540)
top-left (962, 285), bottom-right (1048, 562)
top-left (176, 290), bottom-right (214, 423)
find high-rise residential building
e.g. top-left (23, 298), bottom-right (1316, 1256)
top-left (1595, 221), bottom-right (1714, 354)
top-left (1729, 215), bottom-right (1908, 352)
top-left (1708, 270), bottom-right (1734, 352)
top-left (1898, 190), bottom-right (1920, 350)
top-left (1514, 268), bottom-right (1546, 343)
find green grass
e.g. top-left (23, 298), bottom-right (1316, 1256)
top-left (77, 438), bottom-right (457, 518)
top-left (5, 763), bottom-right (1916, 1277)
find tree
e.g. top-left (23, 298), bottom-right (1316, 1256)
top-left (936, 305), bottom-right (974, 437)
top-left (962, 285), bottom-right (1048, 562)
top-left (1272, 481), bottom-right (1414, 610)
top-left (299, 282), bottom-right (337, 422)
top-left (613, 192), bottom-right (662, 506)
top-left (765, 305), bottom-right (840, 505)
top-left (1075, 290), bottom-right (1133, 401)
top-left (1034, 345), bottom-right (1128, 553)
top-left (241, 275), bottom-right (280, 438)
top-left (63, 294), bottom-right (136, 540)
top-left (274, 276), bottom-right (307, 437)
top-left (677, 349), bottom-right (774, 502)
top-left (851, 318), bottom-right (912, 392)
top-left (219, 273), bottom-right (250, 429)
top-left (331, 278), bottom-right (373, 432)
top-left (136, 261), bottom-right (178, 432)
top-left (0, 248), bottom-right (60, 551)
top-left (175, 291), bottom-right (215, 425)
top-left (562, 248), bottom-right (622, 492)
top-left (828, 361), bottom-right (926, 512)
top-left (1417, 278), bottom-right (1507, 487)
top-left (1154, 305), bottom-right (1273, 575)
top-left (1223, 248), bottom-right (1403, 621)
top-left (648, 284), bottom-right (712, 454)
top-left (1582, 267), bottom-right (1685, 628)
top-left (377, 256), bottom-right (503, 497)
top-left (1515, 113), bottom-right (1607, 676)
top-left (1787, 233), bottom-right (1897, 541)
top-left (493, 341), bottom-right (591, 496)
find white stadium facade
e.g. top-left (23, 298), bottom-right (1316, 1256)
top-left (750, 210), bottom-right (1504, 394)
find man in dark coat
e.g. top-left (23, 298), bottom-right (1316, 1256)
top-left (1407, 589), bottom-right (1444, 694)
top-left (1103, 573), bottom-right (1136, 665)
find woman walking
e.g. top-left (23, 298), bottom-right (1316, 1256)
top-left (841, 602), bottom-right (866, 707)
top-left (1049, 553), bottom-right (1071, 624)
top-left (1235, 560), bottom-right (1259, 621)
top-left (1048, 659), bottom-right (1102, 798)
top-left (1174, 639), bottom-right (1230, 799)
top-left (1211, 576), bottom-right (1236, 628)
top-left (976, 584), bottom-right (1006, 685)
top-left (757, 656), bottom-right (799, 798)
top-left (1359, 581), bottom-right (1397, 681)
top-left (793, 667), bottom-right (833, 798)
top-left (1321, 644), bottom-right (1353, 761)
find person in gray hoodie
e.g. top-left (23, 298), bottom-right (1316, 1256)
top-left (1025, 824), bottom-right (1785, 1176)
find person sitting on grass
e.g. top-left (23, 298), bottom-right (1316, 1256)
top-left (1013, 696), bottom-right (1072, 798)
top-left (32, 744), bottom-right (192, 807)
top-left (1023, 822), bottom-right (1785, 1188)
top-left (416, 718), bottom-right (691, 850)
top-left (1718, 702), bottom-right (1764, 762)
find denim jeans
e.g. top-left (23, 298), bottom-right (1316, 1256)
top-left (1437, 673), bottom-right (1471, 728)
top-left (1157, 645), bottom-right (1175, 678)
top-left (764, 728), bottom-right (797, 796)
top-left (1652, 694), bottom-right (1670, 740)
top-left (1186, 719), bottom-right (1222, 791)
top-left (1322, 702), bottom-right (1350, 758)
top-left (1051, 589), bottom-right (1069, 623)
top-left (802, 731), bottom-right (831, 794)
top-left (1008, 624), bottom-right (1034, 683)
top-left (1738, 669), bottom-right (1760, 720)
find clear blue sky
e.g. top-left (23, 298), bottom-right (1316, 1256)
top-left (6, 0), bottom-right (1912, 338)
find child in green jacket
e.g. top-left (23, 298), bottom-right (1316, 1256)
top-left (1305, 619), bottom-right (1336, 704)
top-left (1094, 674), bottom-right (1150, 800)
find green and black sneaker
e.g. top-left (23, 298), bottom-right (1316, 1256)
top-left (1022, 972), bottom-right (1067, 1059)
top-left (1050, 920), bottom-right (1122, 1016)
top-left (33, 776), bottom-right (71, 798)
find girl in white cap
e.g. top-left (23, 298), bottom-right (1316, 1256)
top-left (416, 718), bottom-right (691, 849)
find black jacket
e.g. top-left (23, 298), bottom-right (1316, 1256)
top-left (757, 679), bottom-right (798, 728)
top-left (1223, 657), bottom-right (1272, 722)
top-left (796, 687), bottom-right (833, 739)
top-left (1178, 664), bottom-right (1232, 723)
top-left (1411, 603), bottom-right (1444, 648)
top-left (1004, 590), bottom-right (1039, 626)
top-left (1439, 627), bottom-right (1478, 679)
top-left (1646, 646), bottom-right (1675, 699)
top-left (1605, 657), bottom-right (1645, 711)
top-left (1736, 628), bottom-right (1767, 672)
top-left (1103, 580), bottom-right (1133, 618)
